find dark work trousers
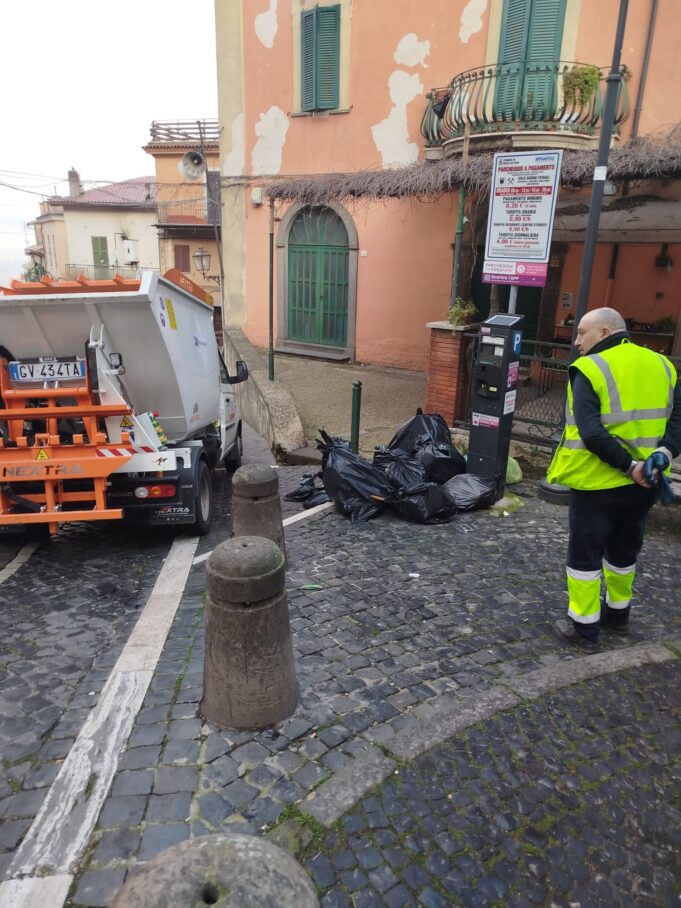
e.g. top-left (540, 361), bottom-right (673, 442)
top-left (567, 485), bottom-right (657, 639)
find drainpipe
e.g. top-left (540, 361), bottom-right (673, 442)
top-left (604, 0), bottom-right (658, 305)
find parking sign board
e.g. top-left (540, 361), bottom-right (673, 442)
top-left (483, 150), bottom-right (563, 287)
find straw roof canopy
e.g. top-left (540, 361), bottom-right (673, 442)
top-left (265, 134), bottom-right (681, 205)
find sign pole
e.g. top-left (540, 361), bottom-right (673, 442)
top-left (572, 0), bottom-right (629, 341)
top-left (508, 284), bottom-right (518, 315)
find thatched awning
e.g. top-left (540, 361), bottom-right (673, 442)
top-left (266, 136), bottom-right (681, 205)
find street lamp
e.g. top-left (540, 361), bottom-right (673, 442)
top-left (192, 246), bottom-right (221, 285)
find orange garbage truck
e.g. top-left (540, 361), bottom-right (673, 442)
top-left (0, 269), bottom-right (247, 536)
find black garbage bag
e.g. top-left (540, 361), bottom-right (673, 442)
top-left (284, 472), bottom-right (330, 508)
top-left (387, 408), bottom-right (453, 454)
top-left (443, 473), bottom-right (498, 511)
top-left (385, 482), bottom-right (457, 524)
top-left (318, 431), bottom-right (395, 522)
top-left (317, 433), bottom-right (352, 474)
top-left (412, 435), bottom-right (467, 484)
top-left (373, 446), bottom-right (427, 489)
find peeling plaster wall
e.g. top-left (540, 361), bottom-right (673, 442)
top-left (252, 106), bottom-right (289, 176)
top-left (371, 70), bottom-right (423, 168)
top-left (460, 0), bottom-right (488, 44)
top-left (394, 32), bottom-right (430, 68)
top-left (255, 0), bottom-right (279, 48)
top-left (222, 112), bottom-right (246, 177)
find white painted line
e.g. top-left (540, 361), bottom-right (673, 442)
top-left (4, 534), bottom-right (199, 903)
top-left (0, 874), bottom-right (73, 908)
top-left (0, 542), bottom-right (39, 585)
top-left (192, 501), bottom-right (334, 565)
top-left (283, 500), bottom-right (334, 526)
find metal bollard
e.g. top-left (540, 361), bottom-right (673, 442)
top-left (231, 464), bottom-right (286, 562)
top-left (201, 536), bottom-right (298, 730)
top-left (111, 833), bottom-right (320, 907)
top-left (350, 379), bottom-right (362, 453)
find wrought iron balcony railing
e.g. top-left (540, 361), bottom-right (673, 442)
top-left (156, 198), bottom-right (221, 227)
top-left (421, 61), bottom-right (630, 148)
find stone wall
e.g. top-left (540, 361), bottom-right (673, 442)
top-left (222, 328), bottom-right (305, 456)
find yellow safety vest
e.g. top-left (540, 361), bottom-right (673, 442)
top-left (547, 340), bottom-right (676, 490)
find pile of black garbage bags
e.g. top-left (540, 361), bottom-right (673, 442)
top-left (284, 409), bottom-right (497, 524)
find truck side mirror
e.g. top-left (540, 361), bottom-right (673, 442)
top-left (228, 360), bottom-right (248, 384)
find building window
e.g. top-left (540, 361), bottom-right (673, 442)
top-left (301, 5), bottom-right (340, 112)
top-left (91, 236), bottom-right (109, 279)
top-left (174, 244), bottom-right (190, 273)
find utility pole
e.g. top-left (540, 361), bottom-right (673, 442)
top-left (572, 0), bottom-right (629, 340)
top-left (450, 126), bottom-right (470, 306)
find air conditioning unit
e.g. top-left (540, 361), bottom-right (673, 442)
top-left (123, 239), bottom-right (139, 265)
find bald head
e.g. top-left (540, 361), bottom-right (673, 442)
top-left (575, 307), bottom-right (627, 355)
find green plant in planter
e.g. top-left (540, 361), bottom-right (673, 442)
top-left (448, 298), bottom-right (478, 326)
top-left (563, 64), bottom-right (600, 107)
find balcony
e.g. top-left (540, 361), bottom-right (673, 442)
top-left (64, 264), bottom-right (140, 280)
top-left (156, 198), bottom-right (220, 227)
top-left (421, 61), bottom-right (630, 157)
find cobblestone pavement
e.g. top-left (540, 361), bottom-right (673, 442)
top-left (302, 661), bottom-right (681, 907)
top-left (0, 521), bottom-right (174, 882)
top-left (60, 467), bottom-right (680, 906)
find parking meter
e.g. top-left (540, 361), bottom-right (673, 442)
top-left (467, 313), bottom-right (524, 497)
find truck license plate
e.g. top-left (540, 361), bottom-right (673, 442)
top-left (9, 359), bottom-right (86, 382)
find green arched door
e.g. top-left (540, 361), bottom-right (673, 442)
top-left (287, 207), bottom-right (349, 347)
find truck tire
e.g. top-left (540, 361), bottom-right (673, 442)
top-left (193, 460), bottom-right (213, 535)
top-left (224, 424), bottom-right (243, 472)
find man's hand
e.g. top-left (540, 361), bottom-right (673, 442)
top-left (643, 450), bottom-right (670, 487)
top-left (631, 461), bottom-right (652, 488)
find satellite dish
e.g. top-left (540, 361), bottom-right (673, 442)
top-left (178, 150), bottom-right (205, 181)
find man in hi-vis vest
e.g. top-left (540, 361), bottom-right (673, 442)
top-left (548, 307), bottom-right (681, 651)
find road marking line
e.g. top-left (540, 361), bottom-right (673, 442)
top-left (1, 535), bottom-right (199, 906)
top-left (192, 501), bottom-right (333, 565)
top-left (0, 874), bottom-right (73, 908)
top-left (0, 542), bottom-right (39, 585)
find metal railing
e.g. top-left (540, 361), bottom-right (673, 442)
top-left (149, 119), bottom-right (220, 144)
top-left (421, 61), bottom-right (630, 147)
top-left (63, 264), bottom-right (140, 280)
top-left (156, 198), bottom-right (220, 227)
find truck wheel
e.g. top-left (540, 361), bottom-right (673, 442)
top-left (224, 426), bottom-right (243, 472)
top-left (193, 461), bottom-right (213, 535)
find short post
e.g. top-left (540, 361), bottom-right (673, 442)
top-left (201, 536), bottom-right (298, 730)
top-left (111, 833), bottom-right (320, 907)
top-left (232, 464), bottom-right (286, 561)
top-left (350, 380), bottom-right (362, 453)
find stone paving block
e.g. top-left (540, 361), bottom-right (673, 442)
top-left (161, 738), bottom-right (200, 765)
top-left (97, 795), bottom-right (147, 829)
top-left (231, 741), bottom-right (270, 768)
top-left (137, 822), bottom-right (190, 862)
top-left (111, 769), bottom-right (154, 798)
top-left (153, 765), bottom-right (199, 794)
top-left (118, 745), bottom-right (162, 771)
top-left (73, 867), bottom-right (127, 907)
top-left (146, 792), bottom-right (191, 823)
top-left (91, 829), bottom-right (142, 867)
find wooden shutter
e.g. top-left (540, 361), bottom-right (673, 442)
top-left (315, 5), bottom-right (340, 110)
top-left (174, 244), bottom-right (190, 273)
top-left (495, 0), bottom-right (531, 120)
top-left (523, 0), bottom-right (566, 117)
top-left (301, 9), bottom-right (317, 112)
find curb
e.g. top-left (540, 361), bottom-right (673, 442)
top-left (296, 640), bottom-right (679, 828)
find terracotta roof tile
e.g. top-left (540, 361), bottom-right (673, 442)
top-left (50, 177), bottom-right (157, 208)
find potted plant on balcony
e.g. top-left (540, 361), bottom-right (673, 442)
top-left (448, 298), bottom-right (478, 327)
top-left (562, 64), bottom-right (600, 107)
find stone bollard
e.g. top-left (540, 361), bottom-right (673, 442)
top-left (111, 833), bottom-right (320, 907)
top-left (201, 536), bottom-right (298, 730)
top-left (232, 464), bottom-right (286, 562)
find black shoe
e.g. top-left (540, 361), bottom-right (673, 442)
top-left (600, 612), bottom-right (629, 636)
top-left (553, 618), bottom-right (601, 653)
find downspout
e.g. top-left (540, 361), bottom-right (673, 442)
top-left (604, 0), bottom-right (658, 306)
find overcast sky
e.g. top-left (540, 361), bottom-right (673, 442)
top-left (0, 0), bottom-right (218, 285)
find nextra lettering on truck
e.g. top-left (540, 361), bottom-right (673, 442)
top-left (0, 269), bottom-right (248, 535)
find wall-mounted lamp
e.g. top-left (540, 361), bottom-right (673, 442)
top-left (192, 246), bottom-right (221, 284)
top-left (655, 243), bottom-right (673, 272)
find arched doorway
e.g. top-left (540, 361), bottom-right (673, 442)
top-left (288, 207), bottom-right (348, 346)
top-left (277, 204), bottom-right (358, 359)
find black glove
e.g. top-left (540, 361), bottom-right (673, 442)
top-left (643, 450), bottom-right (675, 505)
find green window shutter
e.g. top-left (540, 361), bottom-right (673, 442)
top-left (315, 5), bottom-right (340, 110)
top-left (91, 236), bottom-right (109, 267)
top-left (525, 0), bottom-right (566, 62)
top-left (301, 9), bottom-right (317, 112)
top-left (498, 0), bottom-right (531, 65)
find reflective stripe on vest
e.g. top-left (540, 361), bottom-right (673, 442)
top-left (547, 341), bottom-right (676, 490)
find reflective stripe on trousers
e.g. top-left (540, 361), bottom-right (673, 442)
top-left (566, 561), bottom-right (636, 623)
